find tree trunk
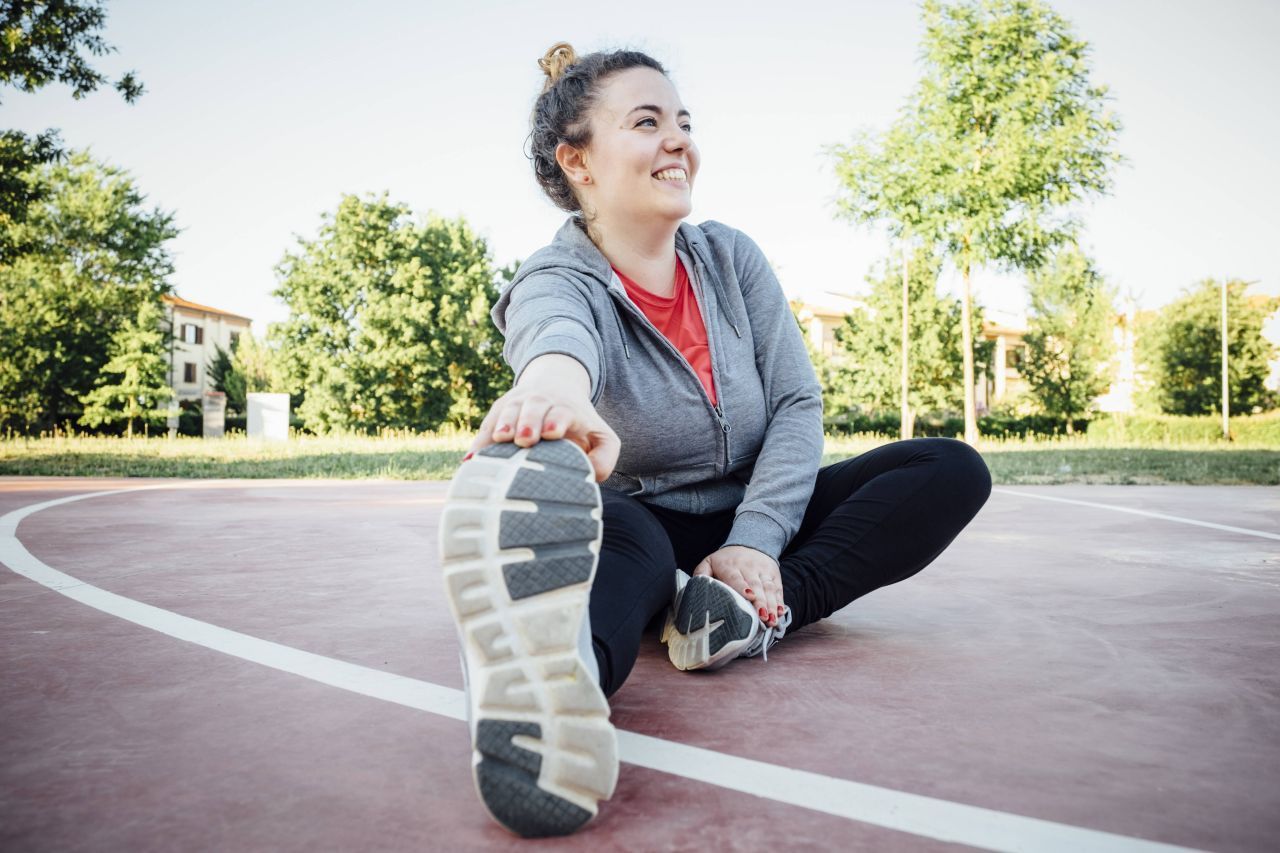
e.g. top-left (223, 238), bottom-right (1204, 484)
top-left (961, 257), bottom-right (979, 445)
top-left (900, 240), bottom-right (912, 441)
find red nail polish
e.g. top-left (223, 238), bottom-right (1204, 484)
top-left (759, 607), bottom-right (768, 618)
top-left (463, 452), bottom-right (474, 461)
top-left (519, 426), bottom-right (533, 438)
top-left (743, 588), bottom-right (753, 596)
top-left (545, 422), bottom-right (557, 431)
top-left (777, 605), bottom-right (784, 615)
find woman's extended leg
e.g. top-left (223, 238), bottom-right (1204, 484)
top-left (778, 437), bottom-right (992, 631)
top-left (589, 489), bottom-right (686, 696)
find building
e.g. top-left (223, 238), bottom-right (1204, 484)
top-left (792, 294), bottom-right (864, 357)
top-left (976, 310), bottom-right (1029, 413)
top-left (161, 295), bottom-right (253, 404)
top-left (791, 299), bottom-right (1139, 414)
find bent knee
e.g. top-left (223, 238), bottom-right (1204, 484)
top-left (920, 438), bottom-right (992, 510)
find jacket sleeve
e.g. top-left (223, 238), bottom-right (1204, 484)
top-left (492, 273), bottom-right (606, 403)
top-left (720, 230), bottom-right (825, 562)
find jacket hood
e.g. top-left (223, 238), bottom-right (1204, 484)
top-left (493, 217), bottom-right (743, 346)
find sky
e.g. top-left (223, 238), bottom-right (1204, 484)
top-left (6, 0), bottom-right (1279, 332)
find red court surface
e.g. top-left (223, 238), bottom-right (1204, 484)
top-left (1, 476), bottom-right (1277, 852)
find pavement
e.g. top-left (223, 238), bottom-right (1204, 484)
top-left (1, 477), bottom-right (1277, 852)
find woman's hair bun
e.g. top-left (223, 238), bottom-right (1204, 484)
top-left (538, 42), bottom-right (578, 91)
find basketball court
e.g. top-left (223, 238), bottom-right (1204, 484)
top-left (1, 476), bottom-right (1276, 851)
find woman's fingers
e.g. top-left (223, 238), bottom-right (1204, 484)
top-left (762, 576), bottom-right (783, 627)
top-left (513, 396), bottom-right (554, 447)
top-left (540, 404), bottom-right (575, 440)
top-left (491, 400), bottom-right (523, 443)
top-left (465, 390), bottom-right (616, 482)
top-left (750, 572), bottom-right (776, 627)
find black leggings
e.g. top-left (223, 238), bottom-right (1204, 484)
top-left (588, 437), bottom-right (993, 696)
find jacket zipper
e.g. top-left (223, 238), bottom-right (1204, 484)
top-left (607, 282), bottom-right (732, 476)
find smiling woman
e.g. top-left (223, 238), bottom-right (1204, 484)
top-left (437, 41), bottom-right (993, 839)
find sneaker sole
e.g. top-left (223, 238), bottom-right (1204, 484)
top-left (440, 440), bottom-right (617, 838)
top-left (662, 574), bottom-right (758, 671)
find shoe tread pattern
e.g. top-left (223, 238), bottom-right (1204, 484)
top-left (675, 575), bottom-right (754, 657)
top-left (475, 720), bottom-right (592, 838)
top-left (445, 440), bottom-right (615, 839)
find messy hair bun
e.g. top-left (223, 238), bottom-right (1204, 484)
top-left (527, 42), bottom-right (667, 217)
top-left (538, 42), bottom-right (577, 93)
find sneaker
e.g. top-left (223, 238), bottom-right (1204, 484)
top-left (662, 571), bottom-right (791, 670)
top-left (440, 439), bottom-right (617, 838)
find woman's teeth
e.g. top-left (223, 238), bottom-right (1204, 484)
top-left (653, 168), bottom-right (687, 181)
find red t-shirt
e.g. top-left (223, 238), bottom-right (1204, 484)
top-left (613, 258), bottom-right (718, 406)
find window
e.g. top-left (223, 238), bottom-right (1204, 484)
top-left (181, 323), bottom-right (204, 344)
top-left (1006, 344), bottom-right (1024, 373)
top-left (183, 362), bottom-right (197, 383)
top-left (229, 331), bottom-right (241, 350)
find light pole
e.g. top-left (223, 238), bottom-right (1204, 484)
top-left (1223, 279), bottom-right (1262, 440)
top-left (901, 238), bottom-right (911, 440)
top-left (1222, 279), bottom-right (1228, 439)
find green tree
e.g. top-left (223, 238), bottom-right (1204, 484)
top-left (209, 334), bottom-right (284, 415)
top-left (1, 0), bottom-right (143, 259)
top-left (828, 251), bottom-right (992, 431)
top-left (0, 150), bottom-right (177, 433)
top-left (1021, 247), bottom-right (1117, 431)
top-left (270, 194), bottom-right (511, 433)
top-left (1138, 280), bottom-right (1278, 416)
top-left (78, 298), bottom-right (175, 436)
top-left (207, 343), bottom-right (239, 410)
top-left (831, 0), bottom-right (1122, 443)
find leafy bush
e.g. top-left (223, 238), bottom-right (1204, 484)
top-left (823, 411), bottom-right (1088, 438)
top-left (1087, 412), bottom-right (1280, 446)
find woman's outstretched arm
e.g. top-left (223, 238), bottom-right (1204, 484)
top-left (466, 353), bottom-right (620, 483)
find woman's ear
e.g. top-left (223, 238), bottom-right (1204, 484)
top-left (555, 142), bottom-right (591, 186)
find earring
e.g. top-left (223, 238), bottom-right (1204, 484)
top-left (583, 175), bottom-right (591, 184)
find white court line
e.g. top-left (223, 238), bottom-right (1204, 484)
top-left (992, 488), bottom-right (1280, 541)
top-left (0, 486), bottom-right (1198, 853)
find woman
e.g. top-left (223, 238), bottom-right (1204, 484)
top-left (439, 42), bottom-right (992, 839)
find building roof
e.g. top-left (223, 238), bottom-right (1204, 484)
top-left (162, 294), bottom-right (252, 323)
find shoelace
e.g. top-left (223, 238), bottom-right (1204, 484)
top-left (742, 606), bottom-right (792, 661)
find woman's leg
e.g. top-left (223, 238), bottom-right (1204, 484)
top-left (589, 493), bottom-right (737, 692)
top-left (589, 489), bottom-right (685, 696)
top-left (779, 437), bottom-right (992, 631)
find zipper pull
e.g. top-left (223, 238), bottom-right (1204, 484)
top-left (714, 403), bottom-right (731, 433)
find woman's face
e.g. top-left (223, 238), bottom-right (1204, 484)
top-left (570, 67), bottom-right (700, 228)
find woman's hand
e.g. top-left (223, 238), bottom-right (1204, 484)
top-left (466, 383), bottom-right (620, 484)
top-left (693, 546), bottom-right (784, 627)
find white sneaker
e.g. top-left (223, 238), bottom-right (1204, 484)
top-left (440, 440), bottom-right (617, 838)
top-left (661, 571), bottom-right (792, 670)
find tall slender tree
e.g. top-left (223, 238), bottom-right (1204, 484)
top-left (828, 250), bottom-right (991, 429)
top-left (1020, 246), bottom-right (1117, 432)
top-left (832, 0), bottom-right (1122, 444)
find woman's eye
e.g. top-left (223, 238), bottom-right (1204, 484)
top-left (635, 117), bottom-right (693, 133)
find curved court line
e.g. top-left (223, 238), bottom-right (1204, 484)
top-left (992, 488), bottom-right (1280, 541)
top-left (0, 486), bottom-right (1198, 853)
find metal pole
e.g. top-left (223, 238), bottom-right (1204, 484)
top-left (901, 239), bottom-right (910, 440)
top-left (1221, 279), bottom-right (1228, 439)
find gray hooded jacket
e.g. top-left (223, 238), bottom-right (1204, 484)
top-left (490, 217), bottom-right (824, 561)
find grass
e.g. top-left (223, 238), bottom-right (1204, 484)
top-left (1, 429), bottom-right (1276, 485)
